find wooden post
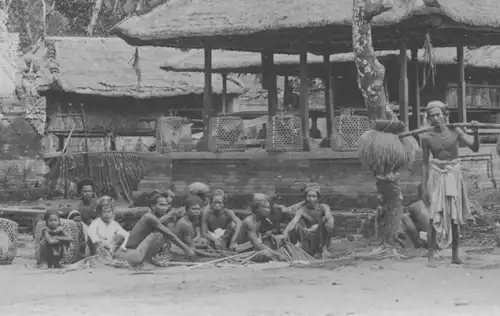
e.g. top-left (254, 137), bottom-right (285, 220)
top-left (323, 54), bottom-right (334, 147)
top-left (299, 38), bottom-right (309, 150)
top-left (457, 44), bottom-right (467, 122)
top-left (262, 53), bottom-right (278, 116)
top-left (398, 40), bottom-right (409, 130)
top-left (411, 47), bottom-right (421, 128)
top-left (221, 73), bottom-right (227, 113)
top-left (202, 47), bottom-right (213, 151)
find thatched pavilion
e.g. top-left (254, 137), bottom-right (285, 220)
top-left (34, 37), bottom-right (244, 153)
top-left (107, 0), bottom-right (500, 208)
top-left (163, 46), bottom-right (500, 126)
top-left (112, 0), bottom-right (500, 147)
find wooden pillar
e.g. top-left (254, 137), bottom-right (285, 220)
top-left (202, 47), bottom-right (213, 151)
top-left (323, 54), bottom-right (334, 146)
top-left (299, 38), bottom-right (309, 150)
top-left (262, 53), bottom-right (278, 116)
top-left (398, 40), bottom-right (409, 130)
top-left (411, 47), bottom-right (421, 128)
top-left (221, 73), bottom-right (227, 113)
top-left (457, 44), bottom-right (467, 122)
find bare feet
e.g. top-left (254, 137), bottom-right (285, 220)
top-left (451, 257), bottom-right (464, 265)
top-left (427, 254), bottom-right (437, 268)
top-left (321, 249), bottom-right (332, 260)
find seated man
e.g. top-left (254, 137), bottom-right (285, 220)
top-left (259, 195), bottom-right (294, 238)
top-left (402, 184), bottom-right (431, 248)
top-left (174, 195), bottom-right (212, 257)
top-left (75, 178), bottom-right (98, 255)
top-left (118, 192), bottom-right (195, 268)
top-left (88, 196), bottom-right (130, 253)
top-left (200, 189), bottom-right (242, 251)
top-left (239, 193), bottom-right (286, 261)
top-left (282, 184), bottom-right (335, 258)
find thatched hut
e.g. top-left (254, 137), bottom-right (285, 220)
top-left (34, 37), bottom-right (244, 153)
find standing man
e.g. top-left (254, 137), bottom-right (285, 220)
top-left (421, 101), bottom-right (477, 267)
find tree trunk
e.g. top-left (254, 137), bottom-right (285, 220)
top-left (375, 175), bottom-right (405, 246)
top-left (352, 0), bottom-right (405, 246)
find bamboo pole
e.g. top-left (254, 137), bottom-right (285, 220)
top-left (398, 123), bottom-right (500, 138)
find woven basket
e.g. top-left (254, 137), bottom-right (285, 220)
top-left (332, 110), bottom-right (370, 151)
top-left (0, 218), bottom-right (18, 265)
top-left (208, 116), bottom-right (244, 152)
top-left (156, 116), bottom-right (192, 153)
top-left (266, 115), bottom-right (303, 151)
top-left (34, 218), bottom-right (81, 264)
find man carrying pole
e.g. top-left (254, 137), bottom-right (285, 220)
top-left (421, 101), bottom-right (477, 267)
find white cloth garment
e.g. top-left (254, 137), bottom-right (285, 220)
top-left (88, 218), bottom-right (129, 250)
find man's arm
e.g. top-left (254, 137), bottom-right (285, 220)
top-left (456, 127), bottom-right (479, 153)
top-left (200, 208), bottom-right (217, 243)
top-left (175, 220), bottom-right (211, 257)
top-left (53, 228), bottom-right (73, 242)
top-left (225, 209), bottom-right (242, 248)
top-left (145, 213), bottom-right (193, 256)
top-left (114, 222), bottom-right (130, 249)
top-left (42, 230), bottom-right (60, 245)
top-left (322, 205), bottom-right (335, 229)
top-left (282, 209), bottom-right (304, 238)
top-left (421, 137), bottom-right (430, 203)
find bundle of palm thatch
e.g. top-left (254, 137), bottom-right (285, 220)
top-left (47, 152), bottom-right (147, 202)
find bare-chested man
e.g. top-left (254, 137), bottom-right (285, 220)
top-left (421, 101), bottom-right (477, 267)
top-left (282, 184), bottom-right (335, 258)
top-left (200, 189), bottom-right (242, 251)
top-left (239, 193), bottom-right (286, 261)
top-left (174, 195), bottom-right (212, 257)
top-left (119, 192), bottom-right (195, 267)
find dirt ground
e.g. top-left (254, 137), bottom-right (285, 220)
top-left (2, 238), bottom-right (500, 316)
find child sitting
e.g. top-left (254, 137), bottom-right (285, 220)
top-left (39, 211), bottom-right (73, 268)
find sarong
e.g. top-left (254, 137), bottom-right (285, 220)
top-left (208, 223), bottom-right (236, 249)
top-left (427, 158), bottom-right (472, 249)
top-left (289, 218), bottom-right (329, 256)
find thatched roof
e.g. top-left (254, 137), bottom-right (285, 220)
top-left (35, 37), bottom-right (244, 98)
top-left (162, 46), bottom-right (500, 75)
top-left (161, 50), bottom-right (400, 75)
top-left (427, 46), bottom-right (500, 69)
top-left (111, 0), bottom-right (500, 53)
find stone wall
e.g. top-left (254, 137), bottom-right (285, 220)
top-left (137, 151), bottom-right (422, 210)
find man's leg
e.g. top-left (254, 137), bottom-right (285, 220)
top-left (119, 232), bottom-right (164, 267)
top-left (451, 223), bottom-right (463, 265)
top-left (427, 219), bottom-right (437, 267)
top-left (402, 213), bottom-right (420, 248)
top-left (320, 218), bottom-right (334, 258)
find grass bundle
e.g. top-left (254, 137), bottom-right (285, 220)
top-left (278, 242), bottom-right (316, 262)
top-left (358, 130), bottom-right (420, 175)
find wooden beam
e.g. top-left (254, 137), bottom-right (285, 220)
top-left (221, 73), bottom-right (227, 113)
top-left (202, 47), bottom-right (213, 151)
top-left (398, 41), bottom-right (409, 130)
top-left (411, 47), bottom-right (421, 128)
top-left (457, 44), bottom-right (467, 122)
top-left (323, 54), bottom-right (334, 146)
top-left (299, 38), bottom-right (309, 151)
top-left (262, 53), bottom-right (278, 116)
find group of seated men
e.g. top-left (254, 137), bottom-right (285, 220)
top-left (61, 178), bottom-right (431, 268)
top-left (63, 180), bottom-right (336, 268)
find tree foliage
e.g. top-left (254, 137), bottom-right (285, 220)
top-left (6, 0), bottom-right (169, 51)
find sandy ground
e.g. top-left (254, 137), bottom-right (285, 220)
top-left (1, 239), bottom-right (500, 316)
